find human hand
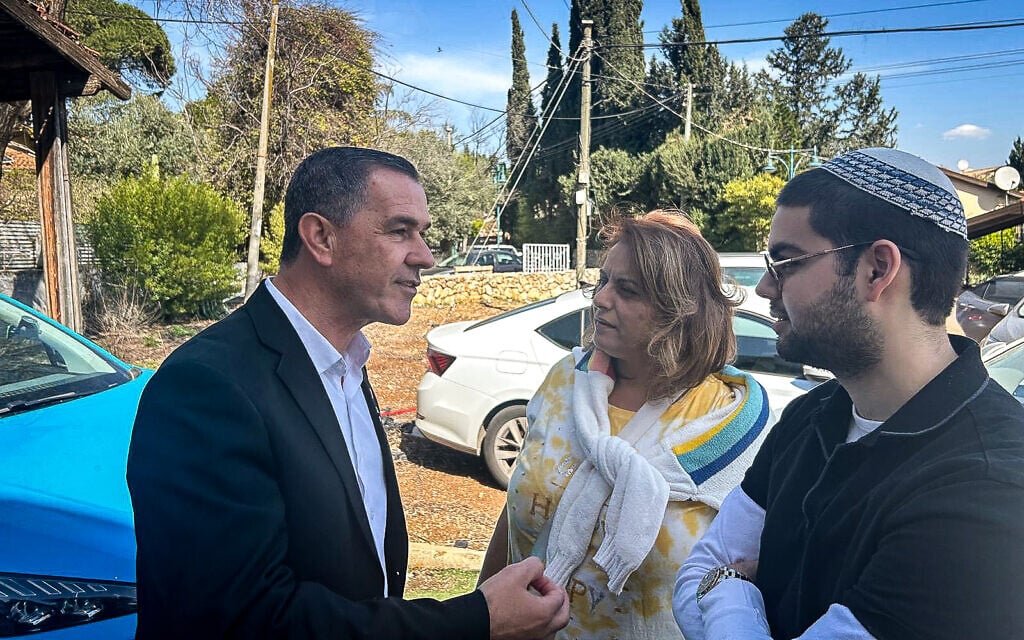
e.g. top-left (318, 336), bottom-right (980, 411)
top-left (478, 556), bottom-right (570, 640)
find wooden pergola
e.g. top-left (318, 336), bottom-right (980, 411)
top-left (0, 0), bottom-right (130, 332)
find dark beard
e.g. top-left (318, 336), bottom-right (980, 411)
top-left (776, 276), bottom-right (883, 378)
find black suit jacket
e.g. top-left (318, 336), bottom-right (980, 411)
top-left (127, 283), bottom-right (489, 639)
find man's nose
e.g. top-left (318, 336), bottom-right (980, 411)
top-left (411, 236), bottom-right (434, 269)
top-left (755, 271), bottom-right (778, 300)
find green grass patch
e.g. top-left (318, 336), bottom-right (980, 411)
top-left (405, 568), bottom-right (479, 600)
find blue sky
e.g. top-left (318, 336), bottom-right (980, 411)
top-left (147, 0), bottom-right (1024, 172)
top-left (354, 0), bottom-right (1024, 171)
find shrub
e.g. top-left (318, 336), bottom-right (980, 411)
top-left (89, 174), bottom-right (245, 318)
top-left (259, 202), bottom-right (285, 276)
top-left (968, 229), bottom-right (1024, 283)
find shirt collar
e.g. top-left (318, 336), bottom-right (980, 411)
top-left (265, 277), bottom-right (371, 377)
top-left (815, 335), bottom-right (989, 450)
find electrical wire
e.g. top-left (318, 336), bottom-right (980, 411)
top-left (614, 17), bottom-right (1024, 50)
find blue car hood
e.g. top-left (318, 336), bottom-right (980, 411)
top-left (0, 370), bottom-right (152, 582)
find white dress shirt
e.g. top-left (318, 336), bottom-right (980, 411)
top-left (673, 407), bottom-right (881, 639)
top-left (266, 278), bottom-right (389, 596)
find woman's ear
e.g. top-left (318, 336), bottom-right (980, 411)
top-left (296, 213), bottom-right (335, 267)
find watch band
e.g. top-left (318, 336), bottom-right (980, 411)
top-left (696, 566), bottom-right (751, 603)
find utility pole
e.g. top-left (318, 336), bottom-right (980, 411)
top-left (444, 124), bottom-right (454, 150)
top-left (575, 19), bottom-right (593, 286)
top-left (244, 0), bottom-right (280, 300)
top-left (683, 82), bottom-right (692, 142)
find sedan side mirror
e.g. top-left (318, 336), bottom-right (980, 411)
top-left (989, 303), bottom-right (1011, 317)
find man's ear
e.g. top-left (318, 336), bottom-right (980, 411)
top-left (863, 240), bottom-right (903, 302)
top-left (296, 212), bottom-right (335, 267)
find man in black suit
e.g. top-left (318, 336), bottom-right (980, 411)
top-left (127, 147), bottom-right (569, 639)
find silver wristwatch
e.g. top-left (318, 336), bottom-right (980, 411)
top-left (696, 566), bottom-right (751, 603)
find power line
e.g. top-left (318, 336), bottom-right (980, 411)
top-left (519, 0), bottom-right (563, 56)
top-left (692, 0), bottom-right (989, 32)
top-left (615, 17), bottom-right (1024, 50)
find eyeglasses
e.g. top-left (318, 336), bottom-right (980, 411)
top-left (761, 242), bottom-right (872, 284)
top-left (762, 241), bottom-right (920, 284)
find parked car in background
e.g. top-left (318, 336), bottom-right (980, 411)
top-left (956, 271), bottom-right (1024, 342)
top-left (421, 247), bottom-right (523, 276)
top-left (0, 293), bottom-right (147, 638)
top-left (983, 295), bottom-right (1024, 349)
top-left (981, 336), bottom-right (1024, 405)
top-left (718, 252), bottom-right (768, 287)
top-left (415, 288), bottom-right (826, 487)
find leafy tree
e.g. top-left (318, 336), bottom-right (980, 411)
top-left (68, 93), bottom-right (193, 182)
top-left (260, 202), bottom-right (285, 276)
top-left (380, 130), bottom-right (497, 253)
top-left (969, 229), bottom-right (1024, 283)
top-left (763, 13), bottom-right (896, 153)
top-left (506, 10), bottom-right (536, 177)
top-left (834, 73), bottom-right (897, 149)
top-left (589, 147), bottom-right (647, 215)
top-left (764, 13), bottom-right (850, 149)
top-left (196, 2), bottom-right (379, 208)
top-left (89, 173), bottom-right (245, 318)
top-left (1009, 136), bottom-right (1024, 176)
top-left (65, 0), bottom-right (176, 89)
top-left (660, 0), bottom-right (727, 130)
top-left (716, 173), bottom-right (786, 251)
top-left (1, 0), bottom-right (174, 184)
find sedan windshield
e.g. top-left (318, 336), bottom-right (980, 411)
top-left (0, 298), bottom-right (133, 416)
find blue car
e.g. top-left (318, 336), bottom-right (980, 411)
top-left (0, 293), bottom-right (150, 638)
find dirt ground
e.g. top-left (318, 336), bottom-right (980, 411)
top-left (105, 300), bottom-right (520, 552)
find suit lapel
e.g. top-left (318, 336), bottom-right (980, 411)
top-left (245, 283), bottom-right (376, 555)
top-left (362, 372), bottom-right (409, 595)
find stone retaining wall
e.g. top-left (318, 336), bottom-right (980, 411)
top-left (414, 269), bottom-right (600, 307)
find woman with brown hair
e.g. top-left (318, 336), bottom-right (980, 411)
top-left (478, 210), bottom-right (772, 639)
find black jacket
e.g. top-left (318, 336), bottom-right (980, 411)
top-left (127, 282), bottom-right (488, 639)
top-left (742, 336), bottom-right (1024, 639)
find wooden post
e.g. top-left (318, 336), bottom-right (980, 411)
top-left (31, 70), bottom-right (81, 331)
top-left (575, 20), bottom-right (593, 286)
top-left (244, 0), bottom-right (280, 300)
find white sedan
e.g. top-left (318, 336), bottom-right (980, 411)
top-left (415, 288), bottom-right (826, 487)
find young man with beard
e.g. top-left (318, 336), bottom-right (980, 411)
top-left (672, 148), bottom-right (1024, 639)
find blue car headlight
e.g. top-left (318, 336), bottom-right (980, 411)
top-left (0, 573), bottom-right (136, 636)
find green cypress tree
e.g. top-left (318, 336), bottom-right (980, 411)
top-left (1010, 136), bottom-right (1024, 176)
top-left (506, 9), bottom-right (536, 175)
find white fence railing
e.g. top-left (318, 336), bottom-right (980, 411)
top-left (522, 243), bottom-right (569, 273)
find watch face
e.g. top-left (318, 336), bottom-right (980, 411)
top-left (697, 568), bottom-right (721, 597)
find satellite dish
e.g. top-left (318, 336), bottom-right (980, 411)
top-left (994, 166), bottom-right (1021, 191)
top-left (957, 159), bottom-right (970, 171)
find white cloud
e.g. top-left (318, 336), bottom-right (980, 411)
top-left (736, 50), bottom-right (772, 76)
top-left (384, 53), bottom-right (509, 106)
top-left (942, 124), bottom-right (991, 140)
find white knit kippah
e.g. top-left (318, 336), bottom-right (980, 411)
top-left (819, 148), bottom-right (967, 239)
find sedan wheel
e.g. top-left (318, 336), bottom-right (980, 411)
top-left (483, 405), bottom-right (528, 489)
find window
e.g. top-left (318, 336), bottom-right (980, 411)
top-left (538, 309), bottom-right (593, 351)
top-left (732, 312), bottom-right (803, 376)
top-left (984, 277), bottom-right (1024, 306)
top-left (0, 298), bottom-right (132, 414)
top-left (723, 267), bottom-right (767, 287)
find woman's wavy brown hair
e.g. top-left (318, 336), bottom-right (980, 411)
top-left (597, 210), bottom-right (739, 400)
